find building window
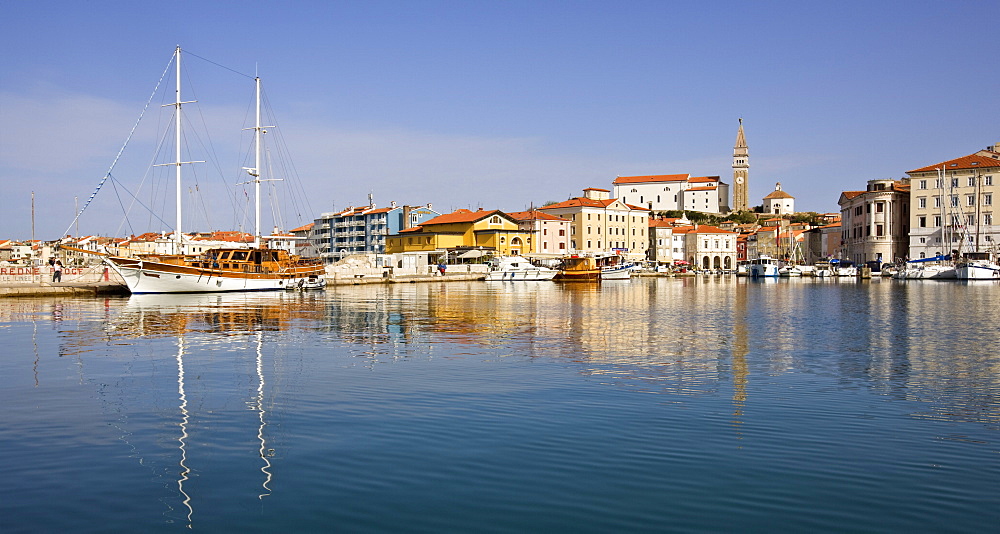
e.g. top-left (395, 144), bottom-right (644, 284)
top-left (951, 178), bottom-right (959, 188)
top-left (919, 180), bottom-right (927, 190)
top-left (968, 195), bottom-right (975, 207)
top-left (919, 237), bottom-right (926, 243)
top-left (934, 179), bottom-right (942, 188)
top-left (985, 214), bottom-right (993, 225)
top-left (918, 198), bottom-right (926, 208)
top-left (968, 215), bottom-right (976, 225)
top-left (559, 229), bottom-right (566, 236)
top-left (951, 196), bottom-right (959, 207)
top-left (875, 203), bottom-right (884, 213)
top-left (934, 215), bottom-right (942, 226)
top-left (934, 196), bottom-right (941, 208)
top-left (984, 194), bottom-right (992, 206)
top-left (490, 216), bottom-right (501, 224)
top-left (876, 224), bottom-right (884, 237)
top-left (986, 176), bottom-right (994, 186)
top-left (543, 228), bottom-right (548, 235)
top-left (559, 243), bottom-right (566, 249)
top-left (968, 176), bottom-right (976, 187)
top-left (918, 216), bottom-right (926, 227)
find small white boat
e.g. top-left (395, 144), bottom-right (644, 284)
top-left (601, 263), bottom-right (634, 280)
top-left (778, 265), bottom-right (807, 277)
top-left (956, 259), bottom-right (1000, 280)
top-left (829, 259), bottom-right (857, 277)
top-left (287, 274), bottom-right (327, 290)
top-left (485, 257), bottom-right (558, 281)
top-left (893, 255), bottom-right (956, 280)
top-left (749, 256), bottom-right (779, 278)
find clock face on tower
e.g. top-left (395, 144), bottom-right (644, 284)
top-left (736, 176), bottom-right (744, 184)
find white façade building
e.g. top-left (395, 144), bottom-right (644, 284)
top-left (762, 182), bottom-right (795, 215)
top-left (613, 174), bottom-right (731, 215)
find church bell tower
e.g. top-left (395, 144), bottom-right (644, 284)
top-left (733, 118), bottom-right (749, 212)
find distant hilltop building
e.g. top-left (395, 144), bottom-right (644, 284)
top-left (763, 182), bottom-right (795, 215)
top-left (733, 118), bottom-right (750, 212)
top-left (613, 174), bottom-right (730, 214)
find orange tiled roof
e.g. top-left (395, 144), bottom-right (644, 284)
top-left (764, 189), bottom-right (793, 199)
top-left (506, 210), bottom-right (569, 221)
top-left (420, 209), bottom-right (504, 226)
top-left (672, 224), bottom-right (737, 235)
top-left (688, 176), bottom-right (720, 183)
top-left (613, 174), bottom-right (689, 185)
top-left (686, 186), bottom-right (718, 192)
top-left (648, 217), bottom-right (681, 227)
top-left (290, 222), bottom-right (314, 233)
top-left (540, 197), bottom-right (616, 209)
top-left (908, 152), bottom-right (1000, 174)
top-left (840, 191), bottom-right (865, 200)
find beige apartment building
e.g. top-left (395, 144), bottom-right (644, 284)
top-left (838, 179), bottom-right (910, 264)
top-left (539, 188), bottom-right (649, 261)
top-left (907, 145), bottom-right (1000, 260)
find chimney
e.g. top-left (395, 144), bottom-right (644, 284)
top-left (390, 200), bottom-right (397, 208)
top-left (403, 205), bottom-right (413, 229)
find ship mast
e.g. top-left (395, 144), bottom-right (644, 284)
top-left (156, 46), bottom-right (202, 255)
top-left (254, 76), bottom-right (262, 248)
top-left (242, 76), bottom-right (277, 248)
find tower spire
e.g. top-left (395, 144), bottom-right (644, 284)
top-left (732, 118), bottom-right (750, 212)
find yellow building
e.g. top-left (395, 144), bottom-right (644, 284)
top-left (385, 209), bottom-right (534, 256)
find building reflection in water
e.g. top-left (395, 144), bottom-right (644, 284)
top-left (4, 277), bottom-right (999, 521)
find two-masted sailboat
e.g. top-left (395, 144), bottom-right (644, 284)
top-left (84, 47), bottom-right (325, 293)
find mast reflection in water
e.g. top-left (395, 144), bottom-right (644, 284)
top-left (1, 278), bottom-right (998, 532)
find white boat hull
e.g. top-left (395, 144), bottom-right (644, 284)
top-left (750, 264), bottom-right (779, 278)
top-left (485, 269), bottom-right (558, 281)
top-left (601, 265), bottom-right (633, 280)
top-left (107, 258), bottom-right (322, 293)
top-left (956, 261), bottom-right (1000, 280)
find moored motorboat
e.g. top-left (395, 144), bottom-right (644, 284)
top-left (485, 256), bottom-right (558, 281)
top-left (955, 259), bottom-right (1000, 280)
top-left (554, 256), bottom-right (601, 282)
top-left (749, 255), bottom-right (779, 278)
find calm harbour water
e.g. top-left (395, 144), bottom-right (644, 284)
top-left (2, 277), bottom-right (998, 533)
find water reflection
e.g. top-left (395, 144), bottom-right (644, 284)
top-left (43, 292), bottom-right (328, 527)
top-left (317, 279), bottom-right (1000, 431)
top-left (2, 279), bottom-right (999, 531)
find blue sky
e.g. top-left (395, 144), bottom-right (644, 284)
top-left (2, 0), bottom-right (997, 239)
